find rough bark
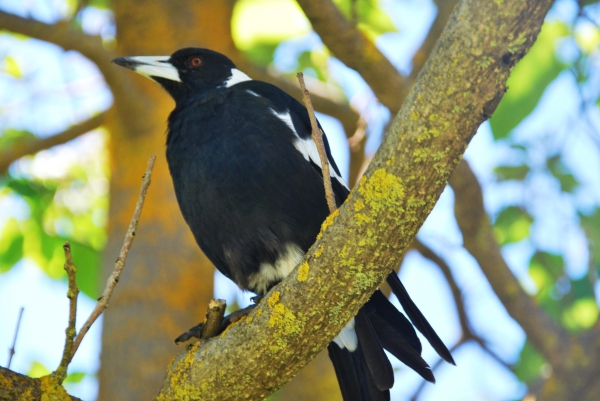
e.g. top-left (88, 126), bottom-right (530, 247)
top-left (0, 368), bottom-right (81, 401)
top-left (155, 1), bottom-right (553, 399)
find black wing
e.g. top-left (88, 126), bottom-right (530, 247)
top-left (236, 80), bottom-right (350, 206)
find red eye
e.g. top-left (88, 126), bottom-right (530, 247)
top-left (189, 57), bottom-right (202, 67)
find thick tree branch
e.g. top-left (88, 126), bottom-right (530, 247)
top-left (448, 160), bottom-right (573, 369)
top-left (0, 113), bottom-right (105, 175)
top-left (296, 0), bottom-right (407, 112)
top-left (155, 1), bottom-right (552, 400)
top-left (0, 368), bottom-right (81, 401)
top-left (0, 11), bottom-right (138, 112)
top-left (409, 0), bottom-right (458, 83)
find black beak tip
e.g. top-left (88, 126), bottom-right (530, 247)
top-left (112, 57), bottom-right (134, 69)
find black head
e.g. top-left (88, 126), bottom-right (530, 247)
top-left (112, 48), bottom-right (250, 103)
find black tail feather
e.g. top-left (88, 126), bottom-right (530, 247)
top-left (355, 308), bottom-right (395, 391)
top-left (328, 342), bottom-right (390, 401)
top-left (387, 272), bottom-right (456, 365)
top-left (328, 343), bottom-right (367, 401)
top-left (368, 294), bottom-right (435, 382)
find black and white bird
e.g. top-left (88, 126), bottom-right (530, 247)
top-left (113, 48), bottom-right (454, 401)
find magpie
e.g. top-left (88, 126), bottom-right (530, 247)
top-left (113, 48), bottom-right (454, 400)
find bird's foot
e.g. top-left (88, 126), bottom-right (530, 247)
top-left (250, 295), bottom-right (264, 304)
top-left (174, 303), bottom-right (258, 344)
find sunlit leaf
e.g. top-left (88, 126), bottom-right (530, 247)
top-left (64, 371), bottom-right (86, 383)
top-left (494, 164), bottom-right (530, 181)
top-left (575, 22), bottom-right (600, 54)
top-left (69, 241), bottom-right (100, 298)
top-left (0, 129), bottom-right (35, 149)
top-left (490, 22), bottom-right (570, 140)
top-left (27, 361), bottom-right (51, 378)
top-left (493, 206), bottom-right (533, 245)
top-left (232, 0), bottom-right (311, 52)
top-left (0, 219), bottom-right (24, 272)
top-left (2, 56), bottom-right (21, 78)
top-left (528, 251), bottom-right (564, 296)
top-left (514, 340), bottom-right (546, 384)
top-left (562, 298), bottom-right (599, 330)
top-left (333, 0), bottom-right (396, 38)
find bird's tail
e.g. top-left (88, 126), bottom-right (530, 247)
top-left (328, 272), bottom-right (455, 401)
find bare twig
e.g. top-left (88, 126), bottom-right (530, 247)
top-left (411, 239), bottom-right (471, 337)
top-left (53, 243), bottom-right (80, 384)
top-left (410, 341), bottom-right (464, 401)
top-left (68, 156), bottom-right (156, 362)
top-left (6, 307), bottom-right (24, 369)
top-left (297, 72), bottom-right (337, 213)
top-left (0, 113), bottom-right (106, 175)
top-left (201, 300), bottom-right (227, 339)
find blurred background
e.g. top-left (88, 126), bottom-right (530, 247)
top-left (1, 0), bottom-right (600, 400)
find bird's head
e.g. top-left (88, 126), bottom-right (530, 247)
top-left (112, 48), bottom-right (250, 103)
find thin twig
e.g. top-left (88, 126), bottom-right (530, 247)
top-left (6, 307), bottom-right (24, 369)
top-left (53, 242), bottom-right (80, 384)
top-left (68, 155), bottom-right (156, 362)
top-left (297, 72), bottom-right (337, 213)
top-left (201, 299), bottom-right (227, 339)
top-left (410, 341), bottom-right (464, 401)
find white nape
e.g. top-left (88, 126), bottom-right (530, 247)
top-left (333, 319), bottom-right (358, 351)
top-left (248, 243), bottom-right (304, 295)
top-left (130, 56), bottom-right (182, 82)
top-left (225, 69), bottom-right (252, 87)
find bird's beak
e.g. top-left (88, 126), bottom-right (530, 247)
top-left (112, 56), bottom-right (181, 82)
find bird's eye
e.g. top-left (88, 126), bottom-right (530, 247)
top-left (189, 57), bottom-right (202, 68)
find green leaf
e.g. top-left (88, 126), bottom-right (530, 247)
top-left (494, 164), bottom-right (530, 181)
top-left (69, 241), bottom-right (100, 299)
top-left (0, 129), bottom-right (35, 150)
top-left (0, 219), bottom-right (24, 272)
top-left (546, 155), bottom-right (579, 193)
top-left (28, 362), bottom-right (51, 378)
top-left (580, 208), bottom-right (600, 272)
top-left (333, 0), bottom-right (397, 38)
top-left (64, 371), bottom-right (86, 384)
top-left (493, 206), bottom-right (534, 245)
top-left (242, 42), bottom-right (280, 67)
top-left (562, 298), bottom-right (599, 330)
top-left (489, 22), bottom-right (570, 140)
top-left (232, 0), bottom-right (311, 51)
top-left (514, 340), bottom-right (546, 384)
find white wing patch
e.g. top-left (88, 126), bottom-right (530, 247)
top-left (225, 69), bottom-right (252, 87)
top-left (270, 109), bottom-right (348, 189)
top-left (248, 243), bottom-right (304, 295)
top-left (333, 319), bottom-right (358, 351)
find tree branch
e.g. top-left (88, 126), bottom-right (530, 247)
top-left (0, 11), bottom-right (137, 111)
top-left (448, 161), bottom-right (573, 368)
top-left (68, 156), bottom-right (155, 362)
top-left (54, 243), bottom-right (79, 384)
top-left (0, 368), bottom-right (81, 401)
top-left (155, 1), bottom-right (552, 399)
top-left (295, 0), bottom-right (408, 112)
top-left (0, 113), bottom-right (105, 175)
top-left (297, 72), bottom-right (337, 212)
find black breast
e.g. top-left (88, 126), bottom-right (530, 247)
top-left (166, 88), bottom-right (330, 294)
